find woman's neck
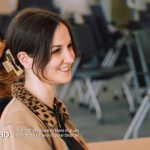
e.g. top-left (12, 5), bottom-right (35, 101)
top-left (24, 74), bottom-right (56, 108)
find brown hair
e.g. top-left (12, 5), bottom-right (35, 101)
top-left (0, 8), bottom-right (78, 96)
top-left (5, 8), bottom-right (78, 80)
top-left (0, 68), bottom-right (16, 97)
top-left (0, 42), bottom-right (16, 97)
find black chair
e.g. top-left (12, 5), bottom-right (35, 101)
top-left (139, 10), bottom-right (150, 26)
top-left (18, 0), bottom-right (59, 13)
top-left (83, 15), bottom-right (103, 48)
top-left (72, 24), bottom-right (101, 67)
top-left (68, 24), bottom-right (130, 122)
top-left (124, 29), bottom-right (150, 139)
top-left (83, 15), bottom-right (112, 61)
top-left (91, 5), bottom-right (122, 42)
top-left (90, 5), bottom-right (110, 42)
top-left (147, 3), bottom-right (150, 11)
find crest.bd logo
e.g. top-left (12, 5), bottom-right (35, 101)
top-left (0, 132), bottom-right (10, 138)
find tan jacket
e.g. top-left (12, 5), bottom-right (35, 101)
top-left (0, 98), bottom-right (88, 150)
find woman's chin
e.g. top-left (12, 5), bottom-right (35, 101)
top-left (61, 76), bottom-right (72, 84)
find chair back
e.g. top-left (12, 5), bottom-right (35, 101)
top-left (18, 0), bottom-right (55, 11)
top-left (83, 15), bottom-right (103, 48)
top-left (90, 5), bottom-right (110, 42)
top-left (72, 24), bottom-right (99, 64)
top-left (134, 29), bottom-right (150, 87)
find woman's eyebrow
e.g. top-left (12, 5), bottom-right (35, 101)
top-left (68, 40), bottom-right (72, 43)
top-left (51, 45), bottom-right (62, 48)
top-left (51, 40), bottom-right (72, 48)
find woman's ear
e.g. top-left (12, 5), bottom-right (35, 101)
top-left (17, 52), bottom-right (33, 69)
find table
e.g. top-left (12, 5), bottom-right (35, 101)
top-left (87, 137), bottom-right (150, 150)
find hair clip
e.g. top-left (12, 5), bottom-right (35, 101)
top-left (2, 49), bottom-right (24, 76)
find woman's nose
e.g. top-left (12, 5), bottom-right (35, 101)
top-left (63, 49), bottom-right (75, 63)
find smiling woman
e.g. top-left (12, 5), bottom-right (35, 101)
top-left (0, 8), bottom-right (88, 150)
top-left (43, 23), bottom-right (75, 85)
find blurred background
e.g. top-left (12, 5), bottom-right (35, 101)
top-left (0, 0), bottom-right (150, 143)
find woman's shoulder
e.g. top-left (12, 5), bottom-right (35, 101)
top-left (0, 98), bottom-right (44, 128)
top-left (1, 98), bottom-right (29, 122)
top-left (0, 98), bottom-right (52, 149)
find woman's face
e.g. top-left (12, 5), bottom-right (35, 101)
top-left (44, 23), bottom-right (75, 85)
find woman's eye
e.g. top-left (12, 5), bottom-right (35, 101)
top-left (68, 43), bottom-right (73, 49)
top-left (51, 48), bottom-right (61, 54)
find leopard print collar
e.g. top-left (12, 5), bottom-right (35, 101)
top-left (11, 82), bottom-right (69, 128)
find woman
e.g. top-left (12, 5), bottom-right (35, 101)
top-left (0, 8), bottom-right (88, 150)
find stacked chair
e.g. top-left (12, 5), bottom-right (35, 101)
top-left (18, 0), bottom-right (59, 13)
top-left (139, 10), bottom-right (150, 27)
top-left (90, 5), bottom-right (122, 45)
top-left (124, 29), bottom-right (150, 139)
top-left (71, 25), bottom-right (130, 123)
